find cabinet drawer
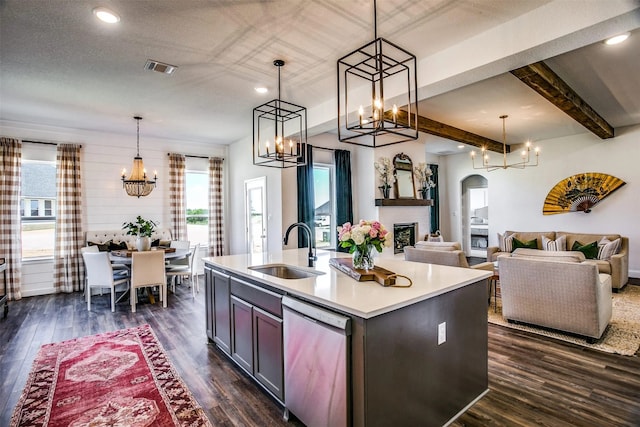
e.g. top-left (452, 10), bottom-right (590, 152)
top-left (230, 277), bottom-right (282, 317)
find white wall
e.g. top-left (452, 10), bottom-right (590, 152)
top-left (443, 124), bottom-right (640, 277)
top-left (3, 121), bottom-right (225, 296)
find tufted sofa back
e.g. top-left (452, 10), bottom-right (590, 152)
top-left (85, 228), bottom-right (173, 250)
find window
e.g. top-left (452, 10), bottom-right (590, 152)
top-left (30, 200), bottom-right (39, 216)
top-left (313, 164), bottom-right (335, 249)
top-left (186, 171), bottom-right (209, 247)
top-left (21, 160), bottom-right (56, 259)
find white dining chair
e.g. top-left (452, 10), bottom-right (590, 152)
top-left (166, 243), bottom-right (200, 297)
top-left (130, 250), bottom-right (167, 312)
top-left (166, 240), bottom-right (191, 283)
top-left (82, 251), bottom-right (130, 312)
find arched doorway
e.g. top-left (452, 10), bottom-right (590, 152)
top-left (461, 175), bottom-right (488, 257)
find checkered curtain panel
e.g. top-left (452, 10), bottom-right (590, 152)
top-left (208, 157), bottom-right (224, 256)
top-left (53, 144), bottom-right (83, 293)
top-left (169, 153), bottom-right (187, 241)
top-left (0, 138), bottom-right (23, 300)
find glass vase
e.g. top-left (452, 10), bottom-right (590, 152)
top-left (352, 244), bottom-right (375, 270)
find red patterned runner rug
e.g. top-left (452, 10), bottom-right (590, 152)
top-left (11, 324), bottom-right (212, 427)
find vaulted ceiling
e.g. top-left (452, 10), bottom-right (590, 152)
top-left (1, 1), bottom-right (639, 154)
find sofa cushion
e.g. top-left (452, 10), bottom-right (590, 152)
top-left (507, 231), bottom-right (555, 250)
top-left (572, 240), bottom-right (599, 260)
top-left (583, 259), bottom-right (612, 274)
top-left (108, 241), bottom-right (128, 251)
top-left (597, 238), bottom-right (621, 260)
top-left (414, 241), bottom-right (461, 251)
top-left (542, 235), bottom-right (566, 251)
top-left (512, 237), bottom-right (537, 251)
top-left (88, 240), bottom-right (111, 252)
top-left (510, 248), bottom-right (586, 263)
top-left (557, 232), bottom-right (621, 254)
top-left (498, 232), bottom-right (515, 252)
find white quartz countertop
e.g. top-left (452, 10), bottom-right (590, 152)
top-left (203, 249), bottom-right (492, 319)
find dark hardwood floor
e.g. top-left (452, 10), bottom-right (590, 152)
top-left (1, 282), bottom-right (639, 426)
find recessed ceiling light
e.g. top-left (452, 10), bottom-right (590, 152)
top-left (93, 7), bottom-right (120, 24)
top-left (255, 87), bottom-right (268, 94)
top-left (458, 145), bottom-right (465, 149)
top-left (604, 32), bottom-right (630, 45)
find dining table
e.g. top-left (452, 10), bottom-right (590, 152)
top-left (108, 248), bottom-right (191, 265)
top-left (108, 248), bottom-right (191, 304)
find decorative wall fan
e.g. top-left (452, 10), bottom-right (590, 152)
top-left (543, 172), bottom-right (625, 215)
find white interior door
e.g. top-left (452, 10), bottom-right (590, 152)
top-left (245, 177), bottom-right (267, 254)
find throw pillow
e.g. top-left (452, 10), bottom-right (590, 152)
top-left (597, 238), bottom-right (621, 260)
top-left (542, 235), bottom-right (566, 251)
top-left (571, 240), bottom-right (598, 260)
top-left (512, 238), bottom-right (537, 251)
top-left (498, 232), bottom-right (515, 252)
top-left (108, 241), bottom-right (128, 251)
top-left (88, 240), bottom-right (111, 252)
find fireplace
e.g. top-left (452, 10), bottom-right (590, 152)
top-left (393, 223), bottom-right (418, 254)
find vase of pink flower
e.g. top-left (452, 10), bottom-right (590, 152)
top-left (337, 220), bottom-right (392, 270)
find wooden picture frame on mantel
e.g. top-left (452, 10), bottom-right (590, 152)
top-left (393, 153), bottom-right (416, 199)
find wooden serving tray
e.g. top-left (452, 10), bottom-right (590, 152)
top-left (329, 258), bottom-right (397, 287)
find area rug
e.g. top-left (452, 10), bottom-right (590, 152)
top-left (11, 324), bottom-right (212, 427)
top-left (488, 284), bottom-right (640, 356)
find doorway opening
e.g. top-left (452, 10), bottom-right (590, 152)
top-left (461, 175), bottom-right (488, 257)
top-left (244, 177), bottom-right (267, 254)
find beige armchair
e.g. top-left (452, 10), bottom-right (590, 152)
top-left (404, 245), bottom-right (494, 271)
top-left (498, 254), bottom-right (612, 341)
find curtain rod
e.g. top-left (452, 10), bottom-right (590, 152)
top-left (167, 153), bottom-right (224, 160)
top-left (312, 146), bottom-right (337, 152)
top-left (23, 139), bottom-right (82, 148)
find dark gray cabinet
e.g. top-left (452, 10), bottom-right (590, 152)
top-left (205, 266), bottom-right (231, 355)
top-left (205, 263), bottom-right (284, 402)
top-left (253, 306), bottom-right (283, 398)
top-left (230, 295), bottom-right (254, 372)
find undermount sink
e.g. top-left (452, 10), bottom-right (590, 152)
top-left (248, 264), bottom-right (325, 280)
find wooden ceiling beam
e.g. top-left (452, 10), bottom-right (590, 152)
top-left (510, 61), bottom-right (614, 139)
top-left (392, 109), bottom-right (508, 154)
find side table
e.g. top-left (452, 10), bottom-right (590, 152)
top-left (0, 258), bottom-right (7, 318)
top-left (488, 261), bottom-right (499, 313)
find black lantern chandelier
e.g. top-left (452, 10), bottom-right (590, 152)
top-left (121, 116), bottom-right (157, 197)
top-left (253, 59), bottom-right (307, 168)
top-left (337, 0), bottom-right (419, 147)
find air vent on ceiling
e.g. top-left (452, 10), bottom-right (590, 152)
top-left (144, 60), bottom-right (178, 75)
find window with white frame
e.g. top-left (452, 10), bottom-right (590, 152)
top-left (313, 163), bottom-right (335, 249)
top-left (186, 170), bottom-right (209, 247)
top-left (21, 160), bottom-right (56, 259)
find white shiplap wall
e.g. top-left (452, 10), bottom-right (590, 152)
top-left (2, 121), bottom-right (226, 296)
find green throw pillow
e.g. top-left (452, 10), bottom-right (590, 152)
top-left (512, 237), bottom-right (537, 251)
top-left (571, 240), bottom-right (598, 259)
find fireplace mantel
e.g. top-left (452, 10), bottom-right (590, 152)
top-left (375, 199), bottom-right (433, 207)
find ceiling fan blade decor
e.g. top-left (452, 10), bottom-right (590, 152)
top-left (542, 172), bottom-right (626, 215)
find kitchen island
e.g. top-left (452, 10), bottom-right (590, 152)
top-left (204, 248), bottom-right (492, 427)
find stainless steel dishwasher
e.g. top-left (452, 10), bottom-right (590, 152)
top-left (282, 296), bottom-right (351, 427)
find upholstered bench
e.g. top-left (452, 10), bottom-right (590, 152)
top-left (85, 228), bottom-right (173, 251)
